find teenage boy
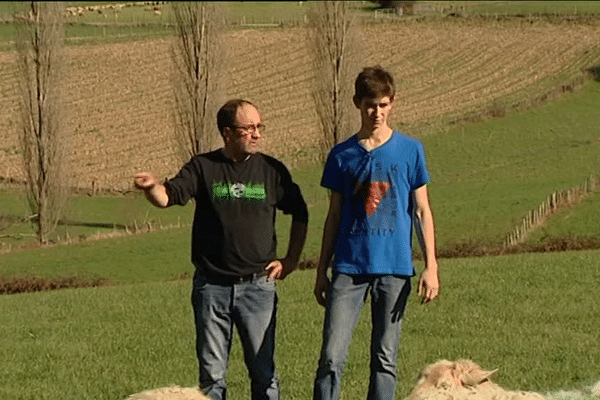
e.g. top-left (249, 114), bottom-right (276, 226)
top-left (312, 66), bottom-right (439, 400)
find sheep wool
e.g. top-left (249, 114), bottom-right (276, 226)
top-left (125, 385), bottom-right (209, 400)
top-left (408, 360), bottom-right (600, 400)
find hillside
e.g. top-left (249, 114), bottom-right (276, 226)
top-left (1, 17), bottom-right (599, 191)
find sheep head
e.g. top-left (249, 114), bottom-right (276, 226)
top-left (409, 359), bottom-right (498, 400)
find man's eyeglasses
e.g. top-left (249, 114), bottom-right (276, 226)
top-left (230, 124), bottom-right (266, 135)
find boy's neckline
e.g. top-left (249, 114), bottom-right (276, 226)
top-left (356, 129), bottom-right (394, 152)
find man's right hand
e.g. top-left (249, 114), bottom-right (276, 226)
top-left (314, 273), bottom-right (329, 307)
top-left (133, 172), bottom-right (169, 208)
top-left (134, 172), bottom-right (159, 191)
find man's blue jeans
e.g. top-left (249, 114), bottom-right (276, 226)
top-left (191, 270), bottom-right (279, 400)
top-left (313, 273), bottom-right (411, 400)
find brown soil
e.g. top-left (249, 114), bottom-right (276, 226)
top-left (1, 19), bottom-right (599, 191)
top-left (0, 275), bottom-right (109, 295)
top-left (419, 235), bottom-right (600, 259)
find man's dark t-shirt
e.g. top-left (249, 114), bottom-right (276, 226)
top-left (164, 150), bottom-right (308, 278)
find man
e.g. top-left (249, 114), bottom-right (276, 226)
top-left (134, 99), bottom-right (308, 400)
top-left (312, 66), bottom-right (440, 400)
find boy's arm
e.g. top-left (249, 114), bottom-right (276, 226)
top-left (413, 184), bottom-right (439, 303)
top-left (314, 190), bottom-right (343, 306)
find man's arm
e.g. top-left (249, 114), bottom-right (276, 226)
top-left (265, 220), bottom-right (307, 281)
top-left (313, 191), bottom-right (343, 306)
top-left (413, 184), bottom-right (440, 303)
top-left (133, 172), bottom-right (169, 208)
top-left (286, 220), bottom-right (308, 268)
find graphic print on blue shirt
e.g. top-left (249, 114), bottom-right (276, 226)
top-left (348, 157), bottom-right (397, 235)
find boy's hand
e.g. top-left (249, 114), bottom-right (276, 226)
top-left (314, 273), bottom-right (329, 307)
top-left (417, 266), bottom-right (439, 304)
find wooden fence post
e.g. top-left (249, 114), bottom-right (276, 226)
top-left (502, 173), bottom-right (599, 248)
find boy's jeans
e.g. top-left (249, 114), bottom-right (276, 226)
top-left (192, 271), bottom-right (279, 400)
top-left (313, 273), bottom-right (411, 400)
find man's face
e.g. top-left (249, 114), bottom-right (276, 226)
top-left (224, 104), bottom-right (264, 157)
top-left (356, 96), bottom-right (394, 131)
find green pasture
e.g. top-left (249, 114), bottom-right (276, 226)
top-left (0, 189), bottom-right (194, 252)
top-left (0, 1), bottom-right (313, 47)
top-left (290, 79), bottom-right (600, 253)
top-left (2, 1), bottom-right (600, 48)
top-left (419, 79), bottom-right (600, 246)
top-left (452, 1), bottom-right (600, 16)
top-left (1, 249), bottom-right (599, 400)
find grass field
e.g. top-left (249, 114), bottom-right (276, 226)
top-left (1, 249), bottom-right (599, 400)
top-left (3, 1), bottom-right (600, 49)
top-left (1, 4), bottom-right (599, 399)
top-left (4, 2), bottom-right (600, 26)
top-left (435, 1), bottom-right (600, 16)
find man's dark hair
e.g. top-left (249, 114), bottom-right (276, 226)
top-left (354, 66), bottom-right (395, 102)
top-left (216, 99), bottom-right (256, 135)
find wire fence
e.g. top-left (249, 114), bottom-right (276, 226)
top-left (503, 174), bottom-right (600, 248)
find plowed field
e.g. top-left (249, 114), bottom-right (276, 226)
top-left (1, 18), bottom-right (599, 191)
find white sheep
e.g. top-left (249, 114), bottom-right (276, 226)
top-left (125, 385), bottom-right (209, 400)
top-left (408, 359), bottom-right (600, 400)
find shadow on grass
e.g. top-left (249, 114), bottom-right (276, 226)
top-left (58, 219), bottom-right (128, 230)
top-left (1, 213), bottom-right (129, 230)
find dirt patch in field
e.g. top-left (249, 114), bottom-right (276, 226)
top-left (2, 234), bottom-right (598, 294)
top-left (1, 18), bottom-right (600, 191)
top-left (423, 235), bottom-right (600, 259)
top-left (0, 275), bottom-right (110, 295)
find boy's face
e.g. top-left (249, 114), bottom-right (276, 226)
top-left (355, 96), bottom-right (394, 131)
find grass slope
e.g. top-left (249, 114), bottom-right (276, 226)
top-left (1, 249), bottom-right (599, 400)
top-left (288, 80), bottom-right (600, 253)
top-left (418, 80), bottom-right (600, 247)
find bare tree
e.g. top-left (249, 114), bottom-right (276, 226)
top-left (171, 2), bottom-right (226, 161)
top-left (15, 2), bottom-right (68, 245)
top-left (308, 1), bottom-right (360, 164)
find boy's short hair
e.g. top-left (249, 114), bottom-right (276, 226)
top-left (354, 66), bottom-right (395, 102)
top-left (216, 99), bottom-right (256, 135)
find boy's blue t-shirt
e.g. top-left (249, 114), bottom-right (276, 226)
top-left (321, 131), bottom-right (430, 276)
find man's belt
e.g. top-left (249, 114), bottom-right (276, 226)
top-left (204, 271), bottom-right (268, 285)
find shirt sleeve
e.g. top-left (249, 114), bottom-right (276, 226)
top-left (410, 141), bottom-right (430, 190)
top-left (163, 158), bottom-right (201, 206)
top-left (276, 164), bottom-right (309, 224)
top-left (320, 150), bottom-right (343, 192)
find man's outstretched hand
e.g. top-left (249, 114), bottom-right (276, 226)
top-left (134, 172), bottom-right (158, 191)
